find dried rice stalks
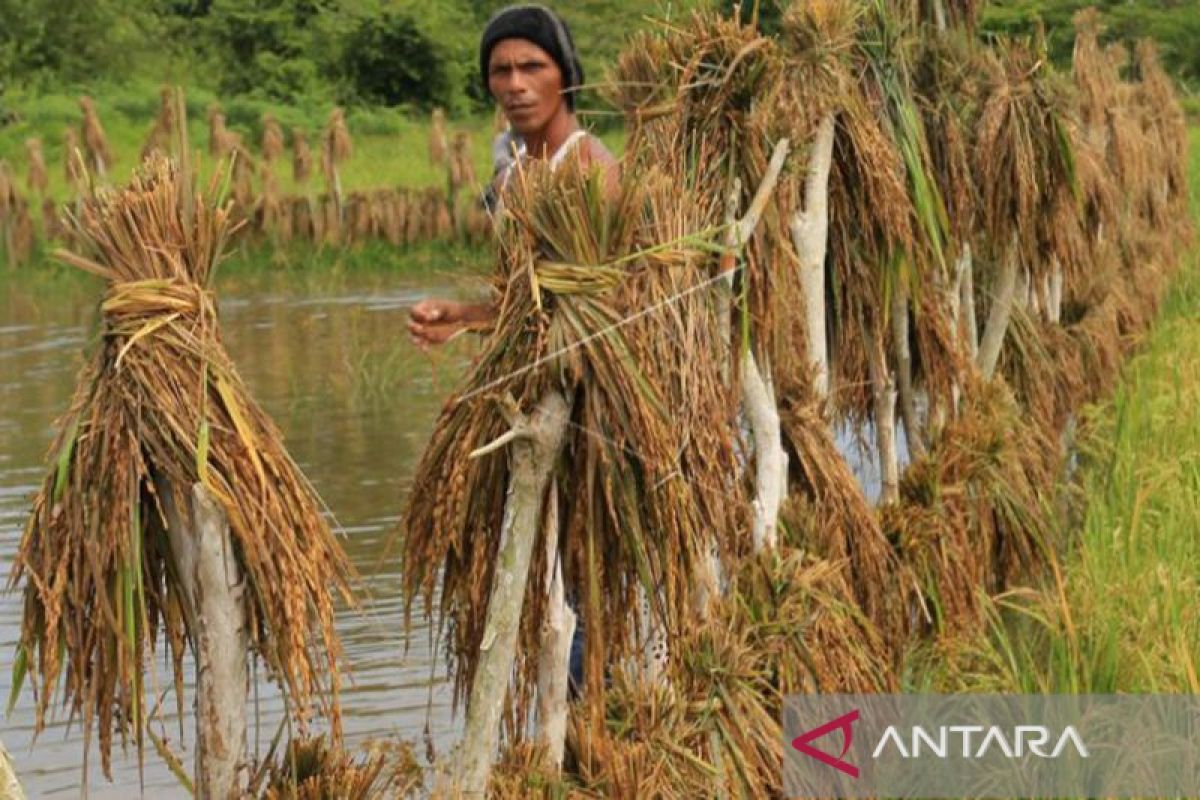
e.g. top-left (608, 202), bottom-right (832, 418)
top-left (429, 107), bottom-right (448, 165)
top-left (208, 105), bottom-right (240, 158)
top-left (888, 380), bottom-right (1054, 634)
top-left (140, 86), bottom-right (176, 162)
top-left (25, 138), bottom-right (48, 196)
top-left (256, 736), bottom-right (422, 799)
top-left (292, 127), bottom-right (313, 185)
top-left (404, 157), bottom-right (744, 732)
top-left (63, 128), bottom-right (86, 196)
top-left (79, 96), bottom-right (113, 177)
top-left (11, 153), bottom-right (354, 777)
top-left (448, 132), bottom-right (476, 196)
top-left (41, 197), bottom-right (65, 243)
top-left (261, 113), bottom-right (285, 164)
top-left (562, 551), bottom-right (892, 799)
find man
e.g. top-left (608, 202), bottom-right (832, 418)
top-left (407, 4), bottom-right (619, 347)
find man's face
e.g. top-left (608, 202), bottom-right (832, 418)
top-left (487, 38), bottom-right (565, 136)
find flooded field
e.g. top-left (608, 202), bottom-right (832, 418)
top-left (0, 265), bottom-right (478, 797)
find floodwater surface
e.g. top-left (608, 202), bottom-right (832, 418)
top-left (0, 264), bottom-right (482, 797)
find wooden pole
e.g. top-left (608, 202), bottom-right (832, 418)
top-left (534, 486), bottom-right (575, 771)
top-left (0, 738), bottom-right (26, 800)
top-left (456, 391), bottom-right (571, 796)
top-left (977, 237), bottom-right (1021, 380)
top-left (790, 113), bottom-right (836, 402)
top-left (157, 479), bottom-right (249, 798)
top-left (865, 318), bottom-right (900, 505)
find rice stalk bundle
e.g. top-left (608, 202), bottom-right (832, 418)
top-left (259, 160), bottom-right (283, 238)
top-left (1131, 40), bottom-right (1191, 235)
top-left (322, 195), bottom-right (340, 244)
top-left (404, 157), bottom-right (744, 726)
top-left (560, 551), bottom-right (891, 800)
top-left (322, 108), bottom-right (353, 191)
top-left (913, 31), bottom-right (982, 254)
top-left (63, 128), bottom-right (86, 195)
top-left (913, 0), bottom-right (980, 30)
top-left (231, 145), bottom-right (257, 215)
top-left (1099, 44), bottom-right (1153, 217)
top-left (79, 96), bottom-right (113, 176)
top-left (1070, 10), bottom-right (1116, 138)
top-left (975, 40), bottom-right (1081, 305)
top-left (25, 138), bottom-right (48, 197)
top-left (140, 87), bottom-right (176, 162)
top-left (429, 107), bottom-right (448, 165)
top-left (778, 396), bottom-right (908, 640)
top-left (256, 736), bottom-right (422, 800)
top-left (449, 132), bottom-right (476, 195)
top-left (403, 191), bottom-right (422, 245)
top-left (8, 198), bottom-right (35, 266)
top-left (432, 189), bottom-right (453, 240)
top-left (381, 190), bottom-right (403, 246)
top-left (887, 380), bottom-right (1054, 634)
top-left (292, 128), bottom-right (313, 185)
top-left (0, 160), bottom-right (15, 216)
top-left (291, 195), bottom-right (313, 241)
top-left (207, 105), bottom-right (239, 158)
top-left (10, 154), bottom-right (354, 776)
top-left (41, 197), bottom-right (65, 243)
top-left (261, 113), bottom-right (286, 164)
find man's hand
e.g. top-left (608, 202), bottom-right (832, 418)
top-left (408, 299), bottom-right (496, 347)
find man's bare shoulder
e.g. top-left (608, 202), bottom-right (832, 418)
top-left (579, 134), bottom-right (620, 196)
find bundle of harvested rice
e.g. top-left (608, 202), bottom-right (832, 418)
top-left (429, 107), bottom-right (448, 166)
top-left (79, 96), bottom-right (113, 176)
top-left (292, 127), bottom-right (313, 185)
top-left (25, 138), bottom-right (48, 196)
top-left (63, 128), bottom-right (86, 195)
top-left (140, 87), bottom-right (176, 162)
top-left (255, 736), bottom-right (422, 799)
top-left (404, 156), bottom-right (744, 725)
top-left (887, 380), bottom-right (1054, 634)
top-left (559, 551), bottom-right (891, 800)
top-left (261, 113), bottom-right (286, 164)
top-left (10, 153), bottom-right (354, 776)
top-left (208, 105), bottom-right (240, 158)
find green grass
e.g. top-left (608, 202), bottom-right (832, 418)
top-left (908, 129), bottom-right (1200, 694)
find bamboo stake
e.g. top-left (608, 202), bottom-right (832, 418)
top-left (865, 317), bottom-right (900, 505)
top-left (157, 478), bottom-right (249, 798)
top-left (0, 738), bottom-right (25, 799)
top-left (978, 238), bottom-right (1020, 379)
top-left (957, 244), bottom-right (978, 360)
top-left (891, 281), bottom-right (926, 457)
top-left (727, 139), bottom-right (791, 552)
top-left (534, 486), bottom-right (574, 772)
top-left (1048, 259), bottom-right (1064, 324)
top-left (790, 113), bottom-right (836, 402)
top-left (456, 391), bottom-right (571, 797)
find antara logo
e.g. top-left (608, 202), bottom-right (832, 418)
top-left (791, 709), bottom-right (861, 778)
top-left (791, 710), bottom-right (1089, 776)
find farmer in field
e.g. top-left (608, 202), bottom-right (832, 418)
top-left (407, 3), bottom-right (618, 347)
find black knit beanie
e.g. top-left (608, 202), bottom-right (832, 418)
top-left (479, 4), bottom-right (584, 110)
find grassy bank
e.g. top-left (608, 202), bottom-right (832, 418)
top-left (0, 83), bottom-right (626, 204)
top-left (909, 129), bottom-right (1200, 693)
top-left (0, 83), bottom-right (497, 200)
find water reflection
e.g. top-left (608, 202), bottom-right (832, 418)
top-left (0, 269), bottom-right (475, 797)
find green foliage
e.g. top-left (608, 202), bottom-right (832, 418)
top-left (981, 0), bottom-right (1200, 87)
top-left (336, 2), bottom-right (478, 112)
top-left (0, 0), bottom-right (165, 87)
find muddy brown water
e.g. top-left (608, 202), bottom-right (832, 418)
top-left (0, 267), bottom-right (479, 797)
